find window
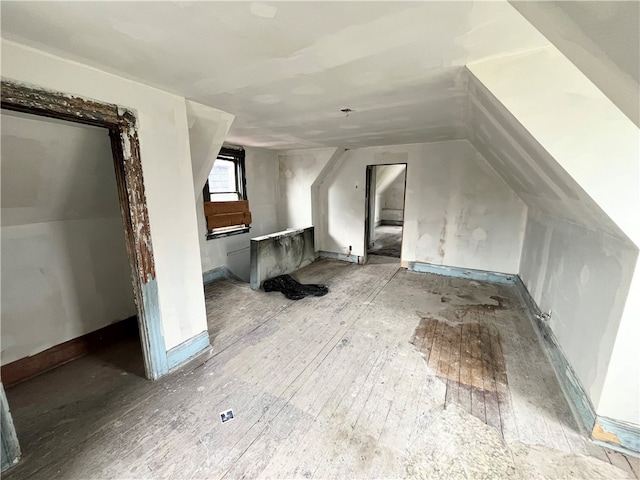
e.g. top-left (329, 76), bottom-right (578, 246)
top-left (203, 147), bottom-right (251, 239)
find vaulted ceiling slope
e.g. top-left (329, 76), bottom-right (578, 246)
top-left (467, 73), bottom-right (628, 244)
top-left (1, 1), bottom-right (548, 149)
top-left (1, 111), bottom-right (119, 226)
top-left (510, 1), bottom-right (640, 127)
top-left (468, 46), bottom-right (639, 249)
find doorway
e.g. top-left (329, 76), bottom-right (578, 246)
top-left (365, 164), bottom-right (407, 259)
top-left (1, 109), bottom-right (142, 381)
top-left (1, 80), bottom-right (165, 471)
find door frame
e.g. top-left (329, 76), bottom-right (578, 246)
top-left (1, 79), bottom-right (167, 380)
top-left (363, 163), bottom-right (408, 263)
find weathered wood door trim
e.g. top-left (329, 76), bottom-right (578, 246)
top-left (1, 79), bottom-right (168, 380)
top-left (1, 383), bottom-right (20, 472)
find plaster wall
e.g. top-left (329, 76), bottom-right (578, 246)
top-left (467, 61), bottom-right (639, 424)
top-left (277, 148), bottom-right (338, 230)
top-left (468, 47), bottom-right (639, 246)
top-left (519, 210), bottom-right (637, 411)
top-left (317, 141), bottom-right (527, 274)
top-left (376, 165), bottom-right (406, 223)
top-left (186, 99), bottom-right (235, 198)
top-left (199, 147), bottom-right (279, 281)
top-left (1, 39), bottom-right (208, 351)
top-left (1, 111), bottom-right (136, 365)
top-left (510, 1), bottom-right (639, 126)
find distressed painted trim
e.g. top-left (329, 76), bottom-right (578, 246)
top-left (513, 277), bottom-right (597, 434)
top-left (516, 278), bottom-right (640, 455)
top-left (406, 261), bottom-right (516, 285)
top-left (592, 416), bottom-right (640, 456)
top-left (1, 78), bottom-right (121, 126)
top-left (203, 266), bottom-right (243, 284)
top-left (1, 384), bottom-right (21, 472)
top-left (318, 251), bottom-right (360, 264)
top-left (141, 280), bottom-right (168, 379)
top-left (2, 79), bottom-right (164, 382)
top-left (166, 331), bottom-right (210, 371)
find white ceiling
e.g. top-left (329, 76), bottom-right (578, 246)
top-left (511, 1), bottom-right (640, 127)
top-left (1, 1), bottom-right (549, 150)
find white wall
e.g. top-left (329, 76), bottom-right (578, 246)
top-left (277, 148), bottom-right (338, 230)
top-left (375, 164), bottom-right (406, 223)
top-left (2, 39), bottom-right (209, 351)
top-left (317, 140), bottom-right (527, 273)
top-left (519, 210), bottom-right (637, 408)
top-left (468, 49), bottom-right (640, 424)
top-left (199, 147), bottom-right (279, 281)
top-left (186, 99), bottom-right (235, 198)
top-left (510, 1), bottom-right (639, 127)
top-left (1, 111), bottom-right (136, 365)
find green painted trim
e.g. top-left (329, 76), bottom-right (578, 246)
top-left (141, 279), bottom-right (168, 379)
top-left (1, 384), bottom-right (21, 472)
top-left (203, 266), bottom-right (243, 284)
top-left (318, 251), bottom-right (360, 264)
top-left (513, 277), bottom-right (598, 436)
top-left (166, 331), bottom-right (210, 371)
top-left (593, 415), bottom-right (640, 456)
top-left (515, 277), bottom-right (640, 455)
top-left (406, 261), bottom-right (516, 285)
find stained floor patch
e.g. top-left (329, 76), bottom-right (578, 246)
top-left (404, 404), bottom-right (633, 480)
top-left (411, 315), bottom-right (510, 432)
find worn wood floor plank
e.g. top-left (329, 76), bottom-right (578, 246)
top-left (4, 258), bottom-right (636, 480)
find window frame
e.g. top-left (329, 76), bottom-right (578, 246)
top-left (203, 146), bottom-right (250, 240)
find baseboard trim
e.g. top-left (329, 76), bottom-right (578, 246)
top-left (203, 266), bottom-right (243, 285)
top-left (592, 416), bottom-right (640, 457)
top-left (318, 251), bottom-right (363, 264)
top-left (513, 276), bottom-right (639, 456)
top-left (166, 331), bottom-right (211, 371)
top-left (513, 277), bottom-right (597, 432)
top-left (406, 261), bottom-right (517, 285)
top-left (380, 220), bottom-right (403, 226)
top-left (1, 316), bottom-right (139, 387)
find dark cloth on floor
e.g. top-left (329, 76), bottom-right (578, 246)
top-left (263, 274), bottom-right (329, 300)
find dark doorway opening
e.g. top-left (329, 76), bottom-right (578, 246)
top-left (365, 164), bottom-right (407, 259)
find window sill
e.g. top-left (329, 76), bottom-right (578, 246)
top-left (206, 226), bottom-right (250, 240)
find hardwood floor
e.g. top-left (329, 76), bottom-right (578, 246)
top-left (368, 225), bottom-right (402, 258)
top-left (4, 257), bottom-right (638, 479)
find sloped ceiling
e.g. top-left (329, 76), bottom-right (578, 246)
top-left (466, 72), bottom-right (629, 243)
top-left (1, 110), bottom-right (119, 226)
top-left (1, 1), bottom-right (549, 150)
top-left (510, 1), bottom-right (639, 127)
top-left (511, 0), bottom-right (640, 127)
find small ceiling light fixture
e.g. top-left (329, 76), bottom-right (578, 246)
top-left (340, 108), bottom-right (353, 117)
